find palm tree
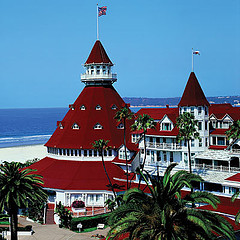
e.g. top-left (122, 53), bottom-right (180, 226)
top-left (226, 120), bottom-right (240, 142)
top-left (0, 161), bottom-right (48, 240)
top-left (131, 114), bottom-right (155, 171)
top-left (231, 191), bottom-right (240, 224)
top-left (115, 106), bottom-right (133, 190)
top-left (92, 139), bottom-right (117, 199)
top-left (107, 163), bottom-right (235, 240)
top-left (176, 112), bottom-right (199, 173)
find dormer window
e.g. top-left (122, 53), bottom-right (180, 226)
top-left (117, 123), bottom-right (124, 129)
top-left (59, 123), bottom-right (64, 129)
top-left (80, 105), bottom-right (86, 110)
top-left (111, 104), bottom-right (117, 110)
top-left (72, 123), bottom-right (80, 129)
top-left (119, 149), bottom-right (130, 160)
top-left (162, 123), bottom-right (172, 131)
top-left (69, 104), bottom-right (75, 110)
top-left (95, 105), bottom-right (102, 110)
top-left (94, 123), bottom-right (103, 129)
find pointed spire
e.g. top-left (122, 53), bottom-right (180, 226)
top-left (178, 72), bottom-right (210, 107)
top-left (85, 40), bottom-right (113, 65)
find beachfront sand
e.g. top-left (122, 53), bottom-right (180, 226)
top-left (0, 144), bottom-right (46, 163)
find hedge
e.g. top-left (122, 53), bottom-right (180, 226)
top-left (70, 213), bottom-right (110, 231)
top-left (0, 225), bottom-right (32, 232)
top-left (0, 214), bottom-right (9, 222)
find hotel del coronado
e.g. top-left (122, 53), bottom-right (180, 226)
top-left (29, 39), bottom-right (240, 224)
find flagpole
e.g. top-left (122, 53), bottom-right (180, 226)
top-left (192, 48), bottom-right (194, 72)
top-left (97, 3), bottom-right (99, 40)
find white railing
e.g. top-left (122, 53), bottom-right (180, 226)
top-left (146, 142), bottom-right (182, 150)
top-left (81, 73), bottom-right (117, 80)
top-left (231, 149), bottom-right (240, 154)
top-left (194, 163), bottom-right (240, 173)
top-left (71, 207), bottom-right (110, 217)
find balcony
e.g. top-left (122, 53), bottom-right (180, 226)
top-left (146, 142), bottom-right (182, 150)
top-left (81, 73), bottom-right (117, 81)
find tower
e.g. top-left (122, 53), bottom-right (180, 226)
top-left (178, 72), bottom-right (210, 165)
top-left (28, 40), bottom-right (136, 220)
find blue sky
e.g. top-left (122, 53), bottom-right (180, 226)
top-left (0, 0), bottom-right (239, 108)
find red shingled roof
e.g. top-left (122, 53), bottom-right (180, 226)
top-left (29, 157), bottom-right (127, 191)
top-left (134, 108), bottom-right (179, 136)
top-left (210, 104), bottom-right (240, 120)
top-left (85, 40), bottom-right (113, 65)
top-left (46, 85), bottom-right (135, 150)
top-left (210, 128), bottom-right (229, 136)
top-left (225, 173), bottom-right (240, 182)
top-left (178, 72), bottom-right (210, 107)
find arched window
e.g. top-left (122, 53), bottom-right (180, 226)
top-left (95, 105), bottom-right (102, 110)
top-left (94, 123), bottom-right (103, 129)
top-left (117, 123), bottom-right (124, 129)
top-left (111, 104), bottom-right (117, 110)
top-left (80, 105), bottom-right (86, 110)
top-left (72, 123), bottom-right (80, 129)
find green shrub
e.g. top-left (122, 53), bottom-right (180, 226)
top-left (70, 213), bottom-right (110, 231)
top-left (0, 225), bottom-right (32, 232)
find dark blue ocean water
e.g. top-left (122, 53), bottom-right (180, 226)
top-left (0, 108), bottom-right (68, 148)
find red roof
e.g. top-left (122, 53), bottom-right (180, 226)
top-left (134, 108), bottom-right (179, 136)
top-left (225, 173), bottom-right (240, 182)
top-left (210, 128), bottom-right (229, 136)
top-left (208, 145), bottom-right (228, 150)
top-left (210, 104), bottom-right (240, 120)
top-left (46, 85), bottom-right (135, 150)
top-left (85, 40), bottom-right (113, 65)
top-left (178, 72), bottom-right (210, 107)
top-left (28, 157), bottom-right (127, 191)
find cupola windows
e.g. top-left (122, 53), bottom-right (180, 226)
top-left (94, 123), bottom-right (103, 129)
top-left (95, 105), bottom-right (102, 110)
top-left (80, 105), bottom-right (86, 110)
top-left (72, 123), bottom-right (80, 129)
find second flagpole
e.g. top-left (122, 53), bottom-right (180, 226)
top-left (97, 3), bottom-right (99, 40)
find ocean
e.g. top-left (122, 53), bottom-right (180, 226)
top-left (0, 107), bottom-right (141, 148)
top-left (0, 108), bottom-right (68, 148)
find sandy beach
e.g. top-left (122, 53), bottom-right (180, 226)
top-left (0, 144), bottom-right (46, 164)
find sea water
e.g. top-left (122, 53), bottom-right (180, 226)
top-left (0, 108), bottom-right (67, 148)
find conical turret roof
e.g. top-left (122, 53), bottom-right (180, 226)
top-left (178, 72), bottom-right (210, 107)
top-left (85, 40), bottom-right (113, 65)
top-left (46, 85), bottom-right (135, 150)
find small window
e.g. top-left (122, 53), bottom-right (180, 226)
top-left (95, 105), bottom-right (102, 110)
top-left (111, 104), bottom-right (117, 110)
top-left (72, 123), bottom-right (80, 129)
top-left (94, 123), bottom-right (103, 129)
top-left (199, 138), bottom-right (203, 147)
top-left (94, 150), bottom-right (98, 157)
top-left (59, 123), bottom-right (64, 129)
top-left (190, 107), bottom-right (194, 115)
top-left (84, 150), bottom-right (88, 156)
top-left (80, 105), bottom-right (86, 110)
top-left (198, 107), bottom-right (202, 115)
top-left (198, 121), bottom-right (202, 131)
top-left (205, 121), bottom-right (208, 130)
top-left (89, 150), bottom-right (92, 157)
top-left (97, 70), bottom-right (100, 74)
top-left (204, 106), bottom-right (208, 115)
top-left (108, 149), bottom-right (112, 156)
top-left (117, 123), bottom-right (124, 129)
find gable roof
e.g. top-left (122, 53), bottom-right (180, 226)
top-left (209, 104), bottom-right (240, 120)
top-left (45, 85), bottom-right (135, 150)
top-left (178, 72), bottom-right (210, 107)
top-left (85, 40), bottom-right (113, 65)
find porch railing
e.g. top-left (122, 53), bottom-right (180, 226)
top-left (146, 142), bottom-right (182, 150)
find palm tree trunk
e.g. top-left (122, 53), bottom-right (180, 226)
top-left (187, 139), bottom-right (192, 173)
top-left (138, 132), bottom-right (146, 189)
top-left (101, 150), bottom-right (117, 199)
top-left (10, 205), bottom-right (18, 240)
top-left (123, 118), bottom-right (129, 190)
